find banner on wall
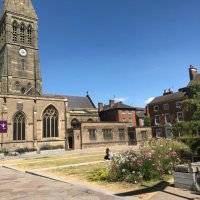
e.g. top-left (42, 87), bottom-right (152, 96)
top-left (0, 121), bottom-right (7, 133)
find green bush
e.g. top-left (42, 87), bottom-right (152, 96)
top-left (15, 147), bottom-right (36, 154)
top-left (40, 144), bottom-right (64, 151)
top-left (91, 138), bottom-right (191, 184)
top-left (89, 169), bottom-right (110, 181)
top-left (1, 148), bottom-right (9, 156)
top-left (179, 135), bottom-right (200, 154)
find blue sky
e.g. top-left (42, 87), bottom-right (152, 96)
top-left (2, 0), bottom-right (200, 107)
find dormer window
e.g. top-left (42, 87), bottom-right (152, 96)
top-left (154, 105), bottom-right (159, 112)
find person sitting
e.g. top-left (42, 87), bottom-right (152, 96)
top-left (104, 148), bottom-right (113, 160)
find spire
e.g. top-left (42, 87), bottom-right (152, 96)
top-left (2, 0), bottom-right (37, 19)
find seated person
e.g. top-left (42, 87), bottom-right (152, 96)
top-left (104, 148), bottom-right (113, 160)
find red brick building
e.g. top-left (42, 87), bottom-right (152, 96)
top-left (98, 100), bottom-right (146, 127)
top-left (147, 65), bottom-right (198, 138)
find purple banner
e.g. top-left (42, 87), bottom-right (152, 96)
top-left (0, 121), bottom-right (7, 133)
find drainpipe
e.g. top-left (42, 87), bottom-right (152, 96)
top-left (64, 99), bottom-right (69, 151)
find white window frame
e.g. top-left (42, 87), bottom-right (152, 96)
top-left (122, 110), bottom-right (126, 115)
top-left (165, 113), bottom-right (170, 124)
top-left (163, 104), bottom-right (169, 110)
top-left (156, 129), bottom-right (162, 138)
top-left (176, 101), bottom-right (182, 109)
top-left (128, 111), bottom-right (132, 115)
top-left (177, 112), bottom-right (184, 122)
top-left (154, 105), bottom-right (159, 112)
top-left (155, 115), bottom-right (160, 125)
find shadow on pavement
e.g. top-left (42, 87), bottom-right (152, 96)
top-left (114, 181), bottom-right (170, 197)
top-left (114, 181), bottom-right (193, 200)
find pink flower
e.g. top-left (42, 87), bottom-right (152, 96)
top-left (170, 151), bottom-right (177, 158)
top-left (136, 159), bottom-right (143, 165)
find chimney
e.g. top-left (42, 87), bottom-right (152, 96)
top-left (109, 100), bottom-right (115, 107)
top-left (163, 89), bottom-right (173, 96)
top-left (189, 65), bottom-right (197, 80)
top-left (98, 103), bottom-right (103, 112)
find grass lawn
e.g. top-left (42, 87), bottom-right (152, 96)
top-left (9, 154), bottom-right (105, 170)
top-left (0, 152), bottom-right (105, 166)
top-left (43, 162), bottom-right (172, 200)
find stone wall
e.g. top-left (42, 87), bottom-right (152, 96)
top-left (80, 122), bottom-right (129, 149)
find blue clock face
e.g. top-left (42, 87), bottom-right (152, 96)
top-left (19, 49), bottom-right (27, 57)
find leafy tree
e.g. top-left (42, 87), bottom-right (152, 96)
top-left (143, 117), bottom-right (151, 127)
top-left (172, 81), bottom-right (200, 136)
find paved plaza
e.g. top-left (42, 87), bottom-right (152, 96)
top-left (0, 167), bottom-right (133, 200)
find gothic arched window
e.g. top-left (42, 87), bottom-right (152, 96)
top-left (20, 23), bottom-right (25, 44)
top-left (43, 105), bottom-right (58, 138)
top-left (13, 112), bottom-right (26, 140)
top-left (27, 25), bottom-right (32, 46)
top-left (13, 21), bottom-right (18, 43)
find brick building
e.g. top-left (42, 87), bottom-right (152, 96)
top-left (98, 100), bottom-right (145, 127)
top-left (98, 100), bottom-right (152, 144)
top-left (147, 65), bottom-right (199, 138)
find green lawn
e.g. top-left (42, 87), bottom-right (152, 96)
top-left (11, 154), bottom-right (104, 170)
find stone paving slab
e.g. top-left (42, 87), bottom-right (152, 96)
top-left (148, 184), bottom-right (200, 200)
top-left (0, 167), bottom-right (136, 200)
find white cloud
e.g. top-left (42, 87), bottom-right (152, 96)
top-left (114, 97), bottom-right (128, 102)
top-left (145, 97), bottom-right (155, 104)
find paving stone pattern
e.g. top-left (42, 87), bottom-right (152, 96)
top-left (0, 167), bottom-right (125, 200)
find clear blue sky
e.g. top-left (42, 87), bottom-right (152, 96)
top-left (2, 0), bottom-right (200, 107)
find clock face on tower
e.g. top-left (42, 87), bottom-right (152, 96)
top-left (19, 48), bottom-right (27, 57)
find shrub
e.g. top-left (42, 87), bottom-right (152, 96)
top-left (89, 169), bottom-right (110, 181)
top-left (40, 144), bottom-right (64, 151)
top-left (92, 138), bottom-right (191, 184)
top-left (179, 135), bottom-right (200, 154)
top-left (15, 147), bottom-right (36, 154)
top-left (1, 148), bottom-right (9, 156)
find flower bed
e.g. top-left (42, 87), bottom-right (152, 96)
top-left (90, 138), bottom-right (191, 183)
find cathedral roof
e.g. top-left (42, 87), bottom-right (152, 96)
top-left (2, 0), bottom-right (37, 19)
top-left (66, 95), bottom-right (96, 109)
top-left (43, 94), bottom-right (96, 109)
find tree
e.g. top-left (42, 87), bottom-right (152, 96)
top-left (143, 117), bottom-right (151, 127)
top-left (172, 81), bottom-right (200, 136)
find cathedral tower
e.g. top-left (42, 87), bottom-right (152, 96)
top-left (0, 0), bottom-right (42, 95)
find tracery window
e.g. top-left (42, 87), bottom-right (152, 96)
top-left (20, 23), bottom-right (25, 44)
top-left (13, 112), bottom-right (26, 140)
top-left (43, 105), bottom-right (58, 138)
top-left (13, 21), bottom-right (18, 43)
top-left (27, 25), bottom-right (32, 46)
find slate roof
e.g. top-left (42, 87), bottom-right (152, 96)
top-left (66, 96), bottom-right (95, 109)
top-left (136, 112), bottom-right (146, 118)
top-left (42, 94), bottom-right (95, 109)
top-left (188, 74), bottom-right (200, 86)
top-left (102, 102), bottom-right (137, 111)
top-left (148, 92), bottom-right (187, 105)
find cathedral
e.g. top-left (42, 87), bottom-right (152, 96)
top-left (0, 0), bottom-right (139, 152)
top-left (0, 0), bottom-right (100, 151)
